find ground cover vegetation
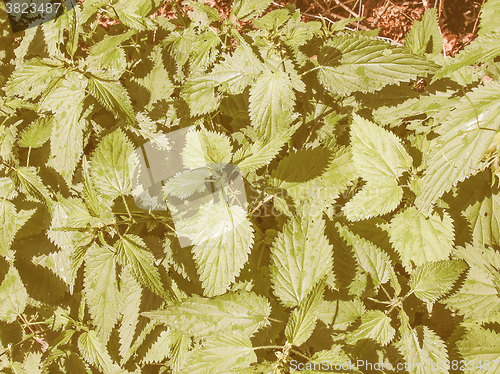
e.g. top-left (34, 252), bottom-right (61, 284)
top-left (0, 0), bottom-right (500, 372)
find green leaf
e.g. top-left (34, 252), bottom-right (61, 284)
top-left (78, 330), bottom-right (124, 374)
top-left (318, 298), bottom-right (365, 330)
top-left (90, 129), bottom-right (138, 200)
top-left (47, 88), bottom-right (87, 182)
top-left (103, 1), bottom-right (150, 29)
top-left (285, 282), bottom-right (324, 346)
top-left (343, 178), bottom-right (403, 221)
top-left (233, 123), bottom-right (299, 175)
top-left (18, 117), bottom-right (52, 148)
top-left (180, 332), bottom-right (257, 374)
top-left (249, 70), bottom-right (296, 136)
top-left (115, 234), bottom-right (167, 299)
top-left (66, 4), bottom-right (81, 58)
top-left (232, 0), bottom-right (273, 21)
top-left (86, 31), bottom-right (135, 78)
top-left (388, 207), bottom-right (454, 270)
top-left (0, 265), bottom-right (29, 323)
top-left (336, 223), bottom-right (391, 289)
top-left (118, 267), bottom-right (142, 365)
top-left (11, 166), bottom-right (52, 206)
top-left (181, 75), bottom-right (220, 117)
top-left (404, 8), bottom-right (443, 56)
top-left (143, 291), bottom-right (270, 338)
top-left (270, 210), bottom-right (333, 307)
top-left (0, 177), bottom-right (17, 200)
top-left (181, 129), bottom-right (233, 169)
top-left (47, 198), bottom-right (94, 254)
top-left (4, 58), bottom-right (66, 100)
top-left (410, 260), bottom-right (467, 303)
top-left (0, 122), bottom-right (19, 162)
top-left (87, 75), bottom-right (136, 125)
top-left (350, 114), bottom-right (412, 181)
top-left (0, 200), bottom-right (35, 257)
top-left (317, 34), bottom-right (436, 96)
top-left (176, 202), bottom-right (254, 297)
top-left (141, 330), bottom-right (174, 364)
top-left (396, 312), bottom-right (448, 374)
top-left (299, 345), bottom-right (359, 374)
top-left (432, 33), bottom-right (500, 82)
top-left (415, 83), bottom-right (500, 210)
top-left (346, 310), bottom-right (395, 346)
top-left (479, 0), bottom-right (500, 35)
top-left (133, 45), bottom-right (173, 110)
top-left (84, 244), bottom-right (121, 342)
top-left (210, 46), bottom-right (263, 95)
top-left (445, 247), bottom-right (500, 322)
top-left (457, 328), bottom-right (500, 373)
top-left (461, 177), bottom-right (500, 248)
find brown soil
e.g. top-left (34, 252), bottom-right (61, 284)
top-left (100, 0), bottom-right (485, 56)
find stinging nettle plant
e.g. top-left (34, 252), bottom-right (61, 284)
top-left (0, 0), bottom-right (500, 372)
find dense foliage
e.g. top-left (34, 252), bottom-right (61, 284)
top-left (1, 0), bottom-right (500, 372)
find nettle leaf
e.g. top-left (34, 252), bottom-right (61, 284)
top-left (181, 75), bottom-right (220, 117)
top-left (396, 312), bottom-right (448, 374)
top-left (445, 247), bottom-right (500, 322)
top-left (47, 198), bottom-right (94, 253)
top-left (318, 299), bottom-right (365, 329)
top-left (317, 34), bottom-right (436, 96)
top-left (336, 223), bottom-right (391, 289)
top-left (18, 117), bottom-right (52, 148)
top-left (0, 200), bottom-right (35, 257)
top-left (270, 146), bottom-right (357, 213)
top-left (285, 282), bottom-right (324, 346)
top-left (479, 0), bottom-right (500, 35)
top-left (143, 291), bottom-right (270, 338)
top-left (84, 244), bottom-right (121, 342)
top-left (134, 45), bottom-right (174, 110)
top-left (118, 267), bottom-right (142, 365)
top-left (46, 83), bottom-right (87, 182)
top-left (86, 30), bottom-right (135, 78)
top-left (4, 58), bottom-right (66, 100)
top-left (457, 328), bottom-right (500, 373)
top-left (141, 329), bottom-right (175, 365)
top-left (90, 129), bottom-right (138, 200)
top-left (464, 184), bottom-right (500, 248)
top-left (415, 83), bottom-right (500, 210)
top-left (404, 8), bottom-right (443, 56)
top-left (11, 166), bottom-right (52, 206)
top-left (232, 0), bottom-right (273, 21)
top-left (346, 310), bottom-right (395, 346)
top-left (180, 332), bottom-right (257, 374)
top-left (350, 114), bottom-right (412, 181)
top-left (343, 178), bottom-right (403, 221)
top-left (249, 70), bottom-right (296, 136)
top-left (0, 265), bottom-right (29, 323)
top-left (301, 345), bottom-right (357, 374)
top-left (270, 211), bottom-right (333, 307)
top-left (233, 123), bottom-right (299, 175)
top-left (176, 202), bottom-right (254, 297)
top-left (181, 129), bottom-right (232, 169)
top-left (409, 260), bottom-right (467, 303)
top-left (210, 46), bottom-right (263, 95)
top-left (432, 33), bottom-right (500, 82)
top-left (87, 75), bottom-right (136, 125)
top-left (0, 121), bottom-right (19, 162)
top-left (78, 330), bottom-right (124, 374)
top-left (0, 177), bottom-right (17, 200)
top-left (388, 207), bottom-right (454, 270)
top-left (115, 234), bottom-right (166, 299)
